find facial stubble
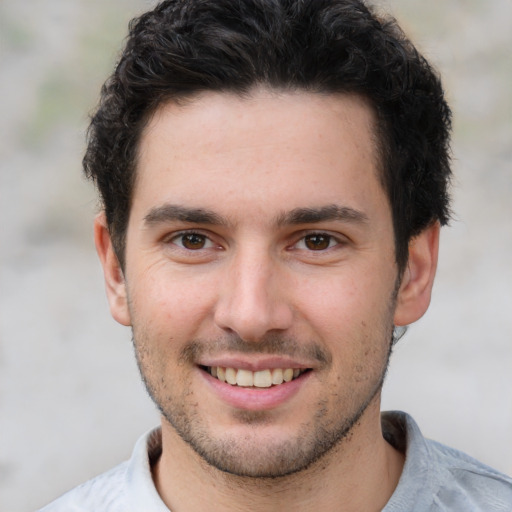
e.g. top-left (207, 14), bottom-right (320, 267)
top-left (132, 319), bottom-right (395, 480)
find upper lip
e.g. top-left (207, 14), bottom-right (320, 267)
top-left (198, 355), bottom-right (314, 372)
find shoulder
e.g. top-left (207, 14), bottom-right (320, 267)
top-left (383, 411), bottom-right (512, 511)
top-left (37, 428), bottom-right (165, 512)
top-left (37, 461), bottom-right (130, 512)
top-left (427, 438), bottom-right (512, 510)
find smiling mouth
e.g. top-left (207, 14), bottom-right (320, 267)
top-left (201, 366), bottom-right (310, 388)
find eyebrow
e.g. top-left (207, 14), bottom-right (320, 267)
top-left (143, 203), bottom-right (369, 228)
top-left (275, 205), bottom-right (369, 226)
top-left (144, 204), bottom-right (226, 226)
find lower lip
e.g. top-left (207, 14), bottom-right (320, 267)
top-left (199, 369), bottom-right (311, 411)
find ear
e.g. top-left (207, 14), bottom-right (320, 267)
top-left (393, 222), bottom-right (440, 326)
top-left (94, 213), bottom-right (131, 326)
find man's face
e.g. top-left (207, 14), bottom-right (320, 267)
top-left (109, 90), bottom-right (408, 477)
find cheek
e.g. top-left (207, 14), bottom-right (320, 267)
top-left (296, 273), bottom-right (372, 327)
top-left (128, 270), bottom-right (218, 340)
top-left (296, 271), bottom-right (395, 351)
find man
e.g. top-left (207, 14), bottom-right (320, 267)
top-left (39, 0), bottom-right (512, 510)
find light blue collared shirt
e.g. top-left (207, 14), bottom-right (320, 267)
top-left (39, 411), bottom-right (512, 511)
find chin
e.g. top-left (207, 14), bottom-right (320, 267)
top-left (162, 398), bottom-right (370, 479)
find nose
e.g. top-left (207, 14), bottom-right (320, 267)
top-left (214, 247), bottom-right (293, 342)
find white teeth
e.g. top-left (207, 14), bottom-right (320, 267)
top-left (272, 368), bottom-right (284, 385)
top-left (253, 369), bottom-right (272, 388)
top-left (236, 369), bottom-right (253, 387)
top-left (208, 366), bottom-right (304, 387)
top-left (283, 368), bottom-right (294, 382)
top-left (225, 367), bottom-right (237, 385)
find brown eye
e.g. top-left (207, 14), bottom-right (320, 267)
top-left (304, 234), bottom-right (332, 250)
top-left (180, 233), bottom-right (207, 250)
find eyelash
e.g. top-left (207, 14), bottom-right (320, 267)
top-left (166, 230), bottom-right (218, 251)
top-left (164, 230), bottom-right (344, 252)
top-left (292, 233), bottom-right (342, 251)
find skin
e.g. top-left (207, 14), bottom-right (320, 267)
top-left (95, 89), bottom-right (439, 511)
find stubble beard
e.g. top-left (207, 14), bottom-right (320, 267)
top-left (132, 329), bottom-right (394, 480)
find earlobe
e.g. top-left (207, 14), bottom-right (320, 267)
top-left (94, 213), bottom-right (132, 326)
top-left (394, 222), bottom-right (440, 327)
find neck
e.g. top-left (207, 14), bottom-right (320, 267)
top-left (152, 401), bottom-right (404, 512)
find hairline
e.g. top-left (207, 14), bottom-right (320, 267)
top-left (113, 86), bottom-right (393, 267)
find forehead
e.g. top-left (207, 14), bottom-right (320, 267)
top-left (140, 89), bottom-right (379, 162)
top-left (134, 89), bottom-right (386, 223)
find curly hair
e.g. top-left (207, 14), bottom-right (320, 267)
top-left (84, 0), bottom-right (452, 271)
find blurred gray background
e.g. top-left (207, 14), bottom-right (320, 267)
top-left (0, 1), bottom-right (511, 510)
